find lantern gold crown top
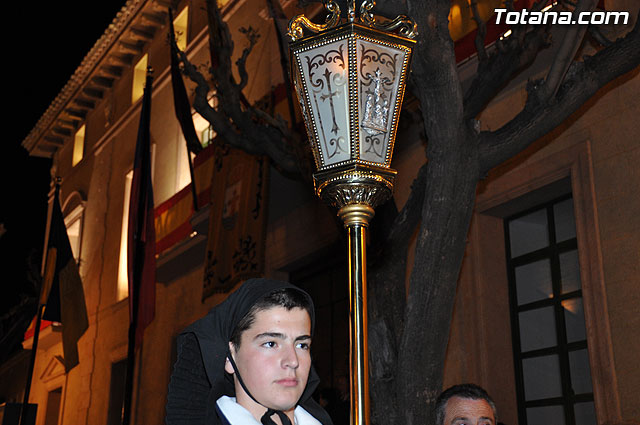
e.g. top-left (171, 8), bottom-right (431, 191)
top-left (288, 0), bottom-right (417, 41)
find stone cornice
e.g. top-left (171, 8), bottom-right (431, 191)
top-left (21, 0), bottom-right (148, 154)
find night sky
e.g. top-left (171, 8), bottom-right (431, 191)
top-left (1, 2), bottom-right (126, 318)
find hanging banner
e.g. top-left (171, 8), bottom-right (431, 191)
top-left (202, 145), bottom-right (269, 298)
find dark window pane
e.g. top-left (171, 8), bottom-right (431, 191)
top-left (560, 250), bottom-right (581, 293)
top-left (574, 401), bottom-right (596, 425)
top-left (526, 405), bottom-right (565, 425)
top-left (554, 198), bottom-right (576, 242)
top-left (562, 298), bottom-right (587, 343)
top-left (107, 359), bottom-right (128, 425)
top-left (506, 195), bottom-right (594, 425)
top-left (569, 349), bottom-right (593, 394)
top-left (519, 307), bottom-right (557, 352)
top-left (523, 354), bottom-right (562, 400)
top-left (515, 259), bottom-right (553, 305)
top-left (44, 387), bottom-right (62, 425)
top-left (509, 209), bottom-right (549, 257)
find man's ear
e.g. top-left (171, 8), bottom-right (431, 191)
top-left (224, 357), bottom-right (234, 374)
top-left (225, 342), bottom-right (235, 374)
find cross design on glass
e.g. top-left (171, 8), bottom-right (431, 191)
top-left (320, 67), bottom-right (341, 134)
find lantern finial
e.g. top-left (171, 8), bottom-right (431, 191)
top-left (288, 0), bottom-right (417, 41)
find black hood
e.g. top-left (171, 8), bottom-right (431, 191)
top-left (166, 278), bottom-right (332, 425)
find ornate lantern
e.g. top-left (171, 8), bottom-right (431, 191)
top-left (288, 2), bottom-right (416, 425)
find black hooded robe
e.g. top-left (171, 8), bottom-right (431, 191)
top-left (165, 278), bottom-right (334, 425)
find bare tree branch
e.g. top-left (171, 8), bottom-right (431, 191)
top-left (173, 0), bottom-right (311, 175)
top-left (236, 27), bottom-right (260, 91)
top-left (406, 0), bottom-right (466, 158)
top-left (470, 0), bottom-right (488, 63)
top-left (204, 0), bottom-right (255, 130)
top-left (177, 50), bottom-right (237, 142)
top-left (504, 0), bottom-right (516, 14)
top-left (539, 0), bottom-right (599, 100)
top-left (265, 0), bottom-right (298, 127)
top-left (478, 16), bottom-right (640, 174)
top-left (589, 25), bottom-right (613, 46)
top-left (560, 0), bottom-right (577, 8)
top-left (465, 1), bottom-right (552, 120)
top-left (175, 6), bottom-right (303, 175)
top-left (464, 24), bottom-right (552, 120)
top-left (387, 163), bottom-right (428, 247)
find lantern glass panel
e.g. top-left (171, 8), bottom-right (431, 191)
top-left (357, 39), bottom-right (407, 164)
top-left (298, 39), bottom-right (352, 167)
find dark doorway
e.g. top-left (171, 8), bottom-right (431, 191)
top-left (43, 387), bottom-right (61, 425)
top-left (290, 253), bottom-right (349, 398)
top-left (107, 359), bottom-right (127, 425)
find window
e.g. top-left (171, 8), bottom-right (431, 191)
top-left (175, 132), bottom-right (194, 193)
top-left (72, 124), bottom-right (85, 166)
top-left (173, 6), bottom-right (189, 51)
top-left (66, 217), bottom-right (81, 260)
top-left (505, 195), bottom-right (595, 425)
top-left (64, 206), bottom-right (84, 262)
top-left (117, 145), bottom-right (155, 300)
top-left (44, 387), bottom-right (62, 425)
top-left (200, 125), bottom-right (215, 148)
top-left (62, 193), bottom-right (85, 263)
top-left (193, 92), bottom-right (218, 149)
top-left (106, 359), bottom-right (127, 425)
top-left (174, 98), bottom-right (216, 192)
top-left (117, 170), bottom-right (133, 301)
top-left (132, 54), bottom-right (148, 104)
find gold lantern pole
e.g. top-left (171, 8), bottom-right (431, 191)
top-left (341, 203), bottom-right (373, 425)
top-left (288, 3), bottom-right (416, 424)
top-left (318, 175), bottom-right (395, 425)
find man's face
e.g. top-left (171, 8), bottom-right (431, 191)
top-left (226, 306), bottom-right (312, 417)
top-left (443, 396), bottom-right (495, 425)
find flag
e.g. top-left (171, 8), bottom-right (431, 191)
top-left (202, 146), bottom-right (269, 298)
top-left (41, 186), bottom-right (89, 372)
top-left (169, 9), bottom-right (203, 155)
top-left (128, 69), bottom-right (156, 350)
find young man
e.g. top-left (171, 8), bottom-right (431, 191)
top-left (434, 384), bottom-right (497, 425)
top-left (166, 278), bottom-right (333, 425)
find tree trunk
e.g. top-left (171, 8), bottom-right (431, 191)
top-left (396, 132), bottom-right (479, 425)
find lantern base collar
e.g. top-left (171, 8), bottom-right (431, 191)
top-left (314, 164), bottom-right (396, 210)
top-left (337, 204), bottom-right (375, 227)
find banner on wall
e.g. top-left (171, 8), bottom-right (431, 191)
top-left (202, 144), bottom-right (269, 298)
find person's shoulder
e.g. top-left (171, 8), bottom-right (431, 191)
top-left (216, 396), bottom-right (261, 425)
top-left (214, 397), bottom-right (233, 425)
top-left (294, 405), bottom-right (325, 425)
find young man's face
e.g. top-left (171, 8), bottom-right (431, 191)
top-left (226, 306), bottom-right (312, 419)
top-left (443, 396), bottom-right (495, 425)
